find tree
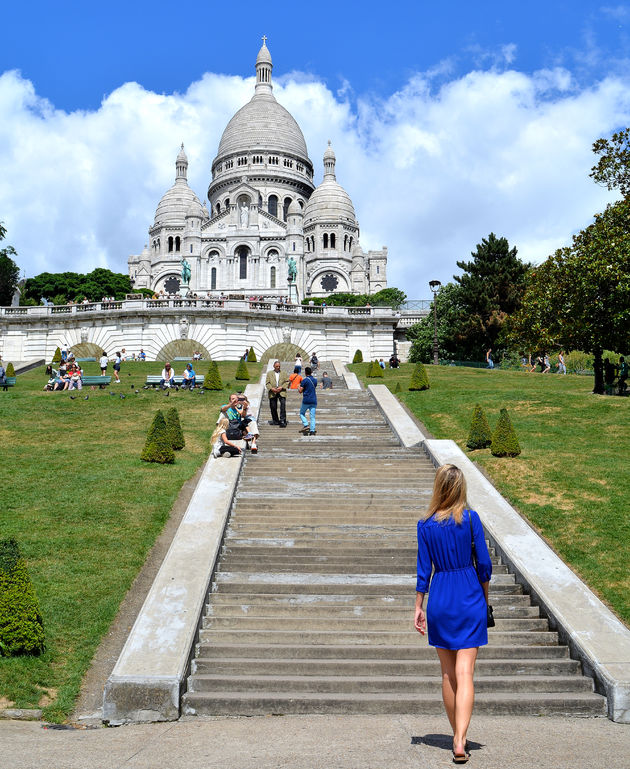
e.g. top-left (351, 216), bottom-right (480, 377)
top-left (590, 128), bottom-right (630, 198)
top-left (0, 223), bottom-right (19, 307)
top-left (508, 199), bottom-right (630, 394)
top-left (206, 360), bottom-right (223, 390)
top-left (407, 283), bottom-right (467, 362)
top-left (235, 359), bottom-right (250, 380)
top-left (165, 407), bottom-right (185, 451)
top-left (301, 287), bottom-right (407, 308)
top-left (490, 408), bottom-right (521, 457)
top-left (0, 538), bottom-right (45, 656)
top-left (409, 362), bottom-right (430, 391)
top-left (247, 346), bottom-right (257, 362)
top-left (466, 405), bottom-right (493, 450)
top-left (141, 410), bottom-right (175, 464)
top-left (352, 349), bottom-right (363, 363)
top-left (22, 268), bottom-right (132, 305)
top-left (453, 233), bottom-right (529, 359)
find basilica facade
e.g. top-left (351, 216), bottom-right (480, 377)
top-left (128, 41), bottom-right (388, 300)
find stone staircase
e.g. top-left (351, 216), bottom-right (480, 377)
top-left (182, 364), bottom-right (606, 716)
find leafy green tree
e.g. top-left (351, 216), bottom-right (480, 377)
top-left (23, 268), bottom-right (132, 305)
top-left (508, 199), bottom-right (630, 394)
top-left (453, 233), bottom-right (529, 359)
top-left (590, 128), bottom-right (630, 198)
top-left (0, 223), bottom-right (20, 307)
top-left (407, 283), bottom-right (467, 362)
top-left (302, 287), bottom-right (406, 308)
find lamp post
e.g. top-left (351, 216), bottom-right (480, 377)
top-left (429, 280), bottom-right (441, 365)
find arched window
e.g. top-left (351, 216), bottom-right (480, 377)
top-left (268, 195), bottom-right (278, 217)
top-left (168, 236), bottom-right (174, 253)
top-left (238, 246), bottom-right (248, 279)
top-left (349, 237), bottom-right (353, 250)
top-left (175, 236), bottom-right (181, 252)
top-left (225, 198), bottom-right (230, 209)
top-left (270, 266), bottom-right (276, 289)
top-left (216, 202), bottom-right (221, 214)
top-left (344, 235), bottom-right (348, 251)
top-left (323, 233), bottom-right (328, 249)
top-left (258, 193), bottom-right (263, 208)
top-left (211, 267), bottom-right (217, 290)
top-left (283, 197), bottom-right (291, 221)
top-left (330, 233), bottom-right (335, 249)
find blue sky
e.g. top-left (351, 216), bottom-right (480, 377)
top-left (1, 1), bottom-right (629, 296)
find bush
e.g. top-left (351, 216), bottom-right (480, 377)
top-left (5, 362), bottom-right (15, 377)
top-left (409, 362), bottom-right (430, 391)
top-left (235, 359), bottom-right (250, 380)
top-left (490, 408), bottom-right (521, 457)
top-left (52, 347), bottom-right (62, 364)
top-left (367, 360), bottom-right (384, 378)
top-left (141, 410), bottom-right (175, 464)
top-left (498, 351), bottom-right (522, 370)
top-left (165, 407), bottom-right (185, 450)
top-left (247, 346), bottom-right (257, 363)
top-left (467, 404), bottom-right (493, 450)
top-left (564, 350), bottom-right (593, 375)
top-left (0, 538), bottom-right (45, 656)
top-left (352, 349), bottom-right (363, 364)
top-left (206, 360), bottom-right (223, 390)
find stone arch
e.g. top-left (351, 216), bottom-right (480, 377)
top-left (260, 342), bottom-right (310, 365)
top-left (70, 342), bottom-right (105, 359)
top-left (155, 339), bottom-right (211, 362)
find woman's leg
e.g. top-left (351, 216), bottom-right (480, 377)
top-left (453, 647), bottom-right (478, 753)
top-left (436, 648), bottom-right (457, 733)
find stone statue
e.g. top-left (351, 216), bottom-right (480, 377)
top-left (239, 203), bottom-right (249, 228)
top-left (181, 258), bottom-right (191, 284)
top-left (287, 257), bottom-right (297, 282)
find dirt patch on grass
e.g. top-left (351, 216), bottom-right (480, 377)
top-left (0, 696), bottom-right (15, 709)
top-left (511, 401), bottom-right (562, 415)
top-left (38, 688), bottom-right (58, 707)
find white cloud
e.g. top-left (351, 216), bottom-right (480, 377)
top-left (0, 62), bottom-right (629, 299)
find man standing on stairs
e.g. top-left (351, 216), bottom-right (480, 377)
top-left (298, 366), bottom-right (317, 435)
top-left (265, 360), bottom-right (290, 427)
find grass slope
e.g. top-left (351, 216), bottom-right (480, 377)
top-left (0, 360), bottom-right (260, 720)
top-left (350, 363), bottom-right (630, 626)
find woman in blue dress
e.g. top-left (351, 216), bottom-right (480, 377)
top-left (414, 464), bottom-right (492, 764)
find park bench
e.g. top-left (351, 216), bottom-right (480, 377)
top-left (145, 375), bottom-right (205, 388)
top-left (173, 357), bottom-right (194, 361)
top-left (1, 377), bottom-right (16, 391)
top-left (82, 375), bottom-right (112, 388)
top-left (76, 357), bottom-right (96, 362)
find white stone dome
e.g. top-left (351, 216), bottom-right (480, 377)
top-left (217, 93), bottom-right (309, 159)
top-left (154, 180), bottom-right (203, 225)
top-left (186, 198), bottom-right (206, 219)
top-left (304, 144), bottom-right (356, 225)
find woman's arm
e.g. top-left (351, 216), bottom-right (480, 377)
top-left (221, 432), bottom-right (241, 452)
top-left (414, 592), bottom-right (426, 635)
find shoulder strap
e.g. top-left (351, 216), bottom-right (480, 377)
top-left (469, 511), bottom-right (478, 571)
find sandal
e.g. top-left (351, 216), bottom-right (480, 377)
top-left (452, 749), bottom-right (470, 764)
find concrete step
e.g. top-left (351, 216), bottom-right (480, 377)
top-left (206, 593), bottom-right (531, 608)
top-left (198, 629), bottom-right (560, 645)
top-left (191, 657), bottom-right (579, 677)
top-left (194, 643), bottom-right (571, 661)
top-left (216, 560), bottom-right (509, 574)
top-left (182, 690), bottom-right (606, 717)
top-left (186, 673), bottom-right (594, 695)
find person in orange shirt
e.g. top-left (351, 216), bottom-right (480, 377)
top-left (289, 367), bottom-right (303, 389)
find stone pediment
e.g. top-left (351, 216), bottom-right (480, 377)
top-left (228, 179), bottom-right (260, 200)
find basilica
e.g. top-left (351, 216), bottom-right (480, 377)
top-left (128, 40), bottom-right (388, 300)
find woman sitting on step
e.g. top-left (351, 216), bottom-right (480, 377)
top-left (414, 464), bottom-right (492, 764)
top-left (211, 417), bottom-right (242, 458)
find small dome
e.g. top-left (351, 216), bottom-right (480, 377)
top-left (303, 178), bottom-right (356, 225)
top-left (154, 180), bottom-right (203, 225)
top-left (256, 40), bottom-right (272, 65)
top-left (323, 140), bottom-right (335, 162)
top-left (177, 143), bottom-right (188, 163)
top-left (288, 199), bottom-right (302, 215)
top-left (186, 198), bottom-right (205, 218)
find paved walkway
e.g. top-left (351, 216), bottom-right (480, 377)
top-left (2, 713), bottom-right (626, 768)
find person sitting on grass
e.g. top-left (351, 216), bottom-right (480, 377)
top-left (182, 363), bottom-right (196, 390)
top-left (67, 361), bottom-right (83, 391)
top-left (160, 362), bottom-right (175, 389)
top-left (211, 417), bottom-right (242, 458)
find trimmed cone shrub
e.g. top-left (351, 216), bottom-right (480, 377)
top-left (409, 362), bottom-right (430, 391)
top-left (0, 538), bottom-right (45, 656)
top-left (52, 347), bottom-right (61, 364)
top-left (247, 346), bottom-right (257, 363)
top-left (235, 359), bottom-right (250, 380)
top-left (5, 362), bottom-right (15, 377)
top-left (352, 349), bottom-right (363, 364)
top-left (206, 360), bottom-right (223, 390)
top-left (467, 404), bottom-right (493, 450)
top-left (491, 408), bottom-right (521, 457)
top-left (141, 410), bottom-right (175, 464)
top-left (394, 381), bottom-right (402, 393)
top-left (166, 407), bottom-right (185, 450)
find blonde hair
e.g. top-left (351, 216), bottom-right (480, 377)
top-left (211, 417), bottom-right (229, 444)
top-left (424, 464), bottom-right (467, 524)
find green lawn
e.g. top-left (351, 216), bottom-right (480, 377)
top-left (351, 362), bottom-right (630, 626)
top-left (0, 360), bottom-right (261, 721)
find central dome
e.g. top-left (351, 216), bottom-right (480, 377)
top-left (217, 94), bottom-right (309, 158)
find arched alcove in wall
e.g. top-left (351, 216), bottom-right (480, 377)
top-left (69, 342), bottom-right (106, 359)
top-left (260, 342), bottom-right (310, 365)
top-left (155, 339), bottom-right (211, 361)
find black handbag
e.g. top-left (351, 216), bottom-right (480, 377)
top-left (469, 514), bottom-right (495, 628)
